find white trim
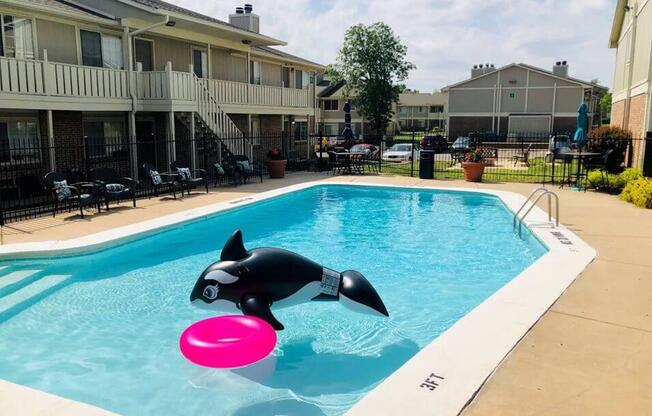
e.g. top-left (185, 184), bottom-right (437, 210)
top-left (0, 181), bottom-right (595, 416)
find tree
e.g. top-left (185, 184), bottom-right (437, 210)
top-left (328, 23), bottom-right (415, 137)
top-left (599, 92), bottom-right (612, 123)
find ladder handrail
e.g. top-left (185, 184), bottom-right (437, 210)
top-left (515, 190), bottom-right (560, 237)
top-left (512, 187), bottom-right (549, 228)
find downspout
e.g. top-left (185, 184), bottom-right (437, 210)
top-left (623, 2), bottom-right (638, 129)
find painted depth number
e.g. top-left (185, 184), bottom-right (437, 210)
top-left (420, 373), bottom-right (444, 391)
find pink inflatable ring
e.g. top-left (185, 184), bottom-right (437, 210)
top-left (179, 315), bottom-right (277, 368)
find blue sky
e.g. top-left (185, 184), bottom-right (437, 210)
top-left (169, 0), bottom-right (617, 92)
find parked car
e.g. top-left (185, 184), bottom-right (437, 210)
top-left (450, 136), bottom-right (478, 152)
top-left (382, 143), bottom-right (419, 162)
top-left (349, 143), bottom-right (380, 160)
top-left (421, 135), bottom-right (449, 153)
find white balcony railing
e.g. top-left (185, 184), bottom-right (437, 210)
top-left (204, 79), bottom-right (312, 108)
top-left (0, 56), bottom-right (313, 109)
top-left (0, 56), bottom-right (130, 99)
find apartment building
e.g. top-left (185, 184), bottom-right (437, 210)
top-left (395, 92), bottom-right (447, 133)
top-left (609, 0), bottom-right (652, 171)
top-left (316, 79), bottom-right (447, 136)
top-left (0, 0), bottom-right (323, 181)
top-left (442, 63), bottom-right (607, 139)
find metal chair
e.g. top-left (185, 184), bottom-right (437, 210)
top-left (142, 163), bottom-right (181, 199)
top-left (170, 161), bottom-right (209, 195)
top-left (89, 167), bottom-right (137, 211)
top-left (43, 172), bottom-right (99, 218)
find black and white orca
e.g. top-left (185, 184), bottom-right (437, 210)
top-left (190, 230), bottom-right (389, 330)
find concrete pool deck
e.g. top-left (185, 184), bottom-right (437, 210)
top-left (1, 172), bottom-right (651, 415)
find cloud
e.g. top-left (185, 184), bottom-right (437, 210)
top-left (166, 0), bottom-right (616, 91)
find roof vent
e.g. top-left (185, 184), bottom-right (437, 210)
top-left (244, 4), bottom-right (253, 13)
top-left (235, 7), bottom-right (244, 14)
top-left (553, 60), bottom-right (569, 78)
top-left (471, 64), bottom-right (484, 78)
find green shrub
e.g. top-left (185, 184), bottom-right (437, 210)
top-left (587, 167), bottom-right (642, 191)
top-left (620, 178), bottom-right (652, 209)
top-left (587, 126), bottom-right (632, 173)
top-left (619, 167), bottom-right (642, 183)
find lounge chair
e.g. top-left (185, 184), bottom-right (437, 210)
top-left (583, 149), bottom-right (614, 189)
top-left (512, 143), bottom-right (533, 166)
top-left (142, 163), bottom-right (181, 199)
top-left (232, 155), bottom-right (264, 183)
top-left (170, 161), bottom-right (209, 195)
top-left (213, 161), bottom-right (242, 187)
top-left (89, 167), bottom-right (137, 211)
top-left (43, 172), bottom-right (100, 218)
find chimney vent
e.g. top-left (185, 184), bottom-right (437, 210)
top-left (471, 64), bottom-right (484, 78)
top-left (229, 4), bottom-right (259, 33)
top-left (553, 60), bottom-right (569, 78)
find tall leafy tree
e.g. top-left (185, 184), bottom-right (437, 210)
top-left (329, 23), bottom-right (415, 137)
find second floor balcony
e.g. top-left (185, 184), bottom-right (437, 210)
top-left (0, 56), bottom-right (315, 113)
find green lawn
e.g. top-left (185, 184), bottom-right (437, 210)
top-left (380, 157), bottom-right (582, 184)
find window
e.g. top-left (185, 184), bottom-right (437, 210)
top-left (281, 67), bottom-right (290, 88)
top-left (295, 70), bottom-right (309, 89)
top-left (323, 100), bottom-right (339, 111)
top-left (250, 61), bottom-right (261, 85)
top-left (429, 105), bottom-right (443, 113)
top-left (0, 15), bottom-right (34, 59)
top-left (83, 119), bottom-right (125, 158)
top-left (192, 49), bottom-right (208, 78)
top-left (0, 118), bottom-right (40, 163)
top-left (102, 35), bottom-right (123, 69)
top-left (80, 30), bottom-right (102, 67)
top-left (418, 106), bottom-right (424, 113)
top-left (134, 38), bottom-right (153, 71)
top-left (323, 124), bottom-right (338, 135)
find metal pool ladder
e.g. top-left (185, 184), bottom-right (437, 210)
top-left (513, 187), bottom-right (559, 236)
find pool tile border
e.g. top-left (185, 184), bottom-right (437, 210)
top-left (0, 181), bottom-right (596, 416)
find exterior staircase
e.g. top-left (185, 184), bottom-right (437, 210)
top-left (0, 264), bottom-right (71, 320)
top-left (176, 75), bottom-right (253, 166)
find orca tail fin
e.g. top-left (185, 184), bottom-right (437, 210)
top-left (339, 270), bottom-right (389, 317)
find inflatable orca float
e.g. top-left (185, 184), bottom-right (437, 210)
top-left (190, 230), bottom-right (389, 330)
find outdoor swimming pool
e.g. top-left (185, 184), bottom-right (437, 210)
top-left (0, 185), bottom-right (547, 416)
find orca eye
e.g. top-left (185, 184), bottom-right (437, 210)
top-left (203, 285), bottom-right (218, 300)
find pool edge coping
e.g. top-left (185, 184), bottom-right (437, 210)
top-left (0, 180), bottom-right (596, 416)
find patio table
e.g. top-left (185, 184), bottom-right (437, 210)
top-left (561, 151), bottom-right (601, 189)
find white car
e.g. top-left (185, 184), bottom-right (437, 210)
top-left (382, 143), bottom-right (419, 162)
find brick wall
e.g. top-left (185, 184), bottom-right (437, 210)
top-left (51, 111), bottom-right (84, 172)
top-left (228, 114), bottom-right (248, 135)
top-left (611, 99), bottom-right (625, 129)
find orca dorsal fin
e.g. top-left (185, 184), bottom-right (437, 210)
top-left (221, 229), bottom-right (248, 261)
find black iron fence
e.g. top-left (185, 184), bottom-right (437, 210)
top-left (1, 130), bottom-right (650, 225)
top-left (377, 131), bottom-right (651, 183)
top-left (0, 132), bottom-right (319, 225)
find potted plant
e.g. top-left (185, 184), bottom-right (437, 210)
top-left (461, 147), bottom-right (485, 182)
top-left (267, 148), bottom-right (287, 178)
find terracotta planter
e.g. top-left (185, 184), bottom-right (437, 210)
top-left (462, 162), bottom-right (485, 182)
top-left (267, 159), bottom-right (287, 178)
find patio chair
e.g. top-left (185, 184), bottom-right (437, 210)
top-left (512, 143), bottom-right (533, 167)
top-left (328, 151), bottom-right (348, 175)
top-left (552, 147), bottom-right (574, 186)
top-left (43, 172), bottom-right (100, 218)
top-left (142, 163), bottom-right (181, 199)
top-left (232, 155), bottom-right (264, 184)
top-left (89, 167), bottom-right (137, 211)
top-left (170, 161), bottom-right (209, 195)
top-left (583, 149), bottom-right (614, 189)
top-left (213, 161), bottom-right (242, 187)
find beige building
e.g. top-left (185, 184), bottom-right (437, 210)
top-left (609, 0), bottom-right (652, 171)
top-left (442, 63), bottom-right (606, 140)
top-left (316, 79), bottom-right (447, 136)
top-left (0, 0), bottom-right (323, 179)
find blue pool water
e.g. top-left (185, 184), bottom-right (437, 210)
top-left (0, 185), bottom-right (546, 416)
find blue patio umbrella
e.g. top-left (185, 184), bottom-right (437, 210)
top-left (573, 103), bottom-right (589, 150)
top-left (341, 101), bottom-right (355, 146)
